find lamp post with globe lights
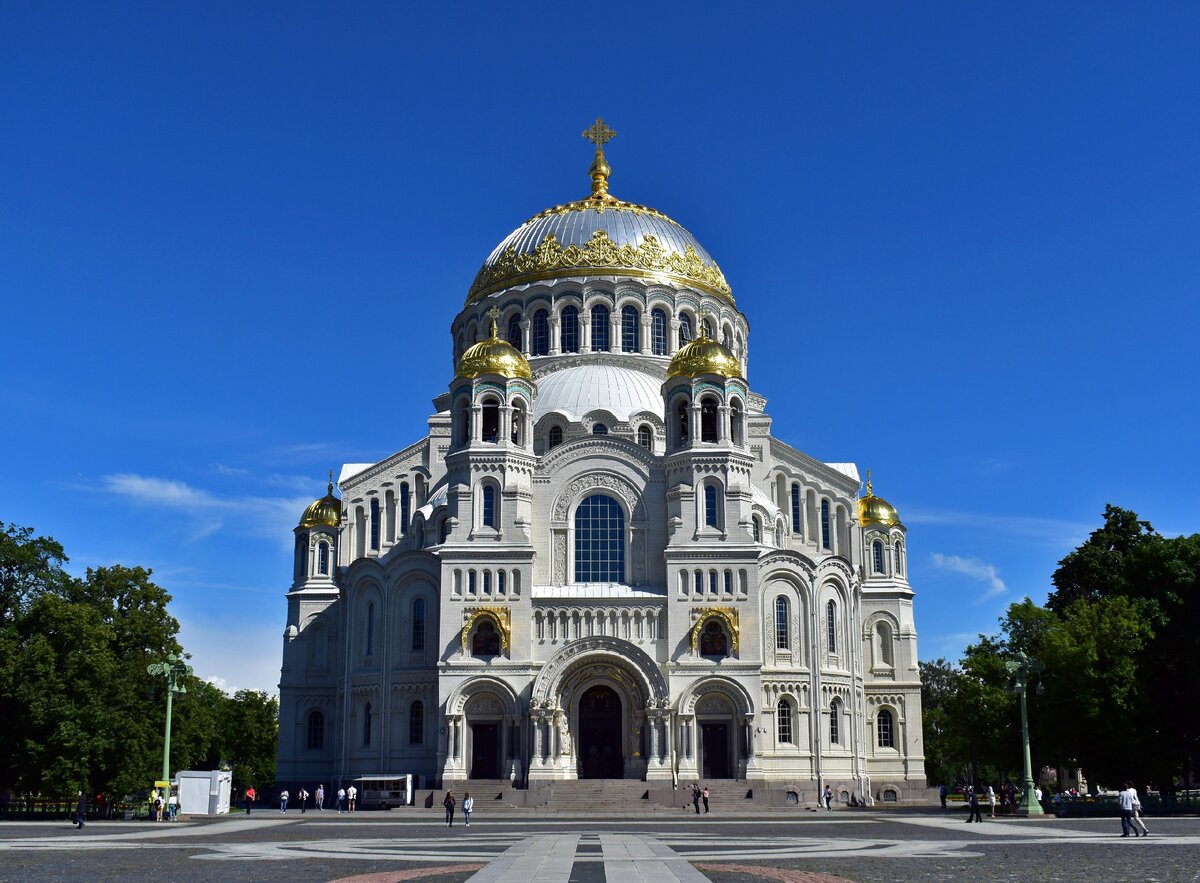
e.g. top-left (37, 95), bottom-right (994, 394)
top-left (147, 653), bottom-right (193, 783)
top-left (1005, 653), bottom-right (1045, 816)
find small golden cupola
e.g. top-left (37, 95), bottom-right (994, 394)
top-left (456, 308), bottom-right (533, 381)
top-left (858, 470), bottom-right (902, 527)
top-left (666, 318), bottom-right (743, 380)
top-left (299, 471), bottom-right (342, 528)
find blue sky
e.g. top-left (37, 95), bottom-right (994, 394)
top-left (2, 3), bottom-right (1197, 693)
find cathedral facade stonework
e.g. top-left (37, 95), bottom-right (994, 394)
top-left (277, 123), bottom-right (928, 804)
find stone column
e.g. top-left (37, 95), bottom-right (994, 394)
top-left (669, 318), bottom-right (680, 354)
top-left (640, 315), bottom-right (652, 354)
top-left (718, 404), bottom-right (730, 442)
top-left (533, 713), bottom-right (544, 763)
top-left (610, 312), bottom-right (621, 352)
top-left (549, 316), bottom-right (561, 355)
top-left (520, 319), bottom-right (531, 355)
top-left (689, 403), bottom-right (701, 445)
top-left (470, 406), bottom-right (481, 443)
top-left (580, 316), bottom-right (591, 354)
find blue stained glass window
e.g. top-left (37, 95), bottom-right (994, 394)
top-left (573, 494), bottom-right (625, 583)
top-left (365, 602), bottom-right (375, 655)
top-left (533, 309), bottom-right (549, 356)
top-left (704, 484), bottom-right (718, 527)
top-left (412, 598), bottom-right (426, 650)
top-left (482, 485), bottom-right (497, 528)
top-left (621, 305), bottom-right (640, 352)
top-left (561, 306), bottom-right (579, 352)
top-left (369, 498), bottom-right (380, 550)
top-left (318, 542), bottom-right (329, 575)
top-left (592, 423), bottom-right (608, 436)
top-left (775, 596), bottom-right (789, 649)
top-left (591, 305), bottom-right (610, 351)
top-left (651, 308), bottom-right (667, 355)
top-left (791, 484), bottom-right (801, 534)
top-left (827, 599), bottom-right (837, 653)
top-left (873, 540), bottom-right (885, 573)
top-left (820, 499), bottom-right (831, 549)
top-left (400, 483), bottom-right (411, 535)
top-left (830, 700), bottom-right (840, 744)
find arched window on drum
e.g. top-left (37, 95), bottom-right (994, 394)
top-left (651, 308), bottom-right (667, 355)
top-left (590, 305), bottom-right (610, 351)
top-left (621, 305), bottom-right (640, 352)
top-left (532, 309), bottom-right (550, 356)
top-left (561, 306), bottom-right (580, 353)
top-left (574, 494), bottom-right (625, 583)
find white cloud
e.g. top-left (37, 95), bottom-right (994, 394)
top-left (102, 473), bottom-right (220, 509)
top-left (930, 553), bottom-right (1008, 601)
top-left (906, 509), bottom-right (1091, 548)
top-left (179, 614), bottom-right (281, 696)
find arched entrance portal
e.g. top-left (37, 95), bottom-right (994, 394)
top-left (578, 685), bottom-right (623, 778)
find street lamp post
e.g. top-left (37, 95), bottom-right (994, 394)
top-left (147, 653), bottom-right (193, 783)
top-left (1005, 652), bottom-right (1045, 816)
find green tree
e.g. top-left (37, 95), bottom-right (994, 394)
top-left (220, 690), bottom-right (279, 792)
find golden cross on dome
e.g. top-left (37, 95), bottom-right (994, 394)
top-left (327, 469), bottom-right (334, 495)
top-left (582, 118), bottom-right (617, 199)
top-left (866, 468), bottom-right (873, 495)
top-left (583, 118), bottom-right (616, 149)
top-left (487, 305), bottom-right (501, 338)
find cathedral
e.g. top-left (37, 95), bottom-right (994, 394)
top-left (277, 121), bottom-right (928, 804)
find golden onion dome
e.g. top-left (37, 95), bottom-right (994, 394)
top-left (455, 309), bottom-right (533, 380)
top-left (858, 471), bottom-right (902, 527)
top-left (666, 320), bottom-right (743, 380)
top-left (466, 119), bottom-right (732, 305)
top-left (300, 472), bottom-right (342, 528)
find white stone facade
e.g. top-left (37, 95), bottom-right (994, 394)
top-left (277, 164), bottom-right (928, 804)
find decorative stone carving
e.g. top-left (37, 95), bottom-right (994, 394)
top-left (552, 472), bottom-right (643, 521)
top-left (530, 635), bottom-right (669, 707)
top-left (552, 531), bottom-right (567, 585)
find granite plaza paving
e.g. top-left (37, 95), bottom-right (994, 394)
top-left (1, 809), bottom-right (1198, 882)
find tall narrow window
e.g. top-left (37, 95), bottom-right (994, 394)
top-left (778, 700), bottom-right (793, 743)
top-left (295, 537), bottom-right (307, 581)
top-left (590, 305), bottom-right (610, 351)
top-left (775, 596), bottom-right (790, 649)
top-left (877, 708), bottom-right (894, 748)
top-left (548, 425), bottom-right (563, 449)
top-left (497, 570), bottom-right (506, 595)
top-left (700, 397), bottom-right (718, 442)
top-left (409, 700), bottom-right (424, 744)
top-left (481, 399), bottom-right (500, 443)
top-left (507, 313), bottom-right (522, 348)
top-left (894, 541), bottom-right (904, 576)
top-left (483, 570), bottom-right (491, 595)
top-left (400, 482), bottom-right (411, 535)
top-left (306, 710), bottom-right (324, 750)
top-left (482, 484), bottom-right (497, 529)
top-left (317, 541), bottom-right (330, 575)
top-left (677, 400), bottom-right (689, 444)
top-left (651, 308), bottom-right (667, 355)
top-left (730, 399), bottom-right (744, 445)
top-left (820, 499), bottom-right (831, 549)
top-left (872, 540), bottom-right (885, 574)
top-left (679, 313), bottom-right (693, 347)
top-left (752, 516), bottom-right (762, 543)
top-left (363, 702), bottom-right (372, 746)
top-left (411, 598), bottom-right (426, 651)
top-left (877, 621), bottom-right (894, 666)
top-left (561, 306), bottom-right (579, 353)
top-left (826, 599), bottom-right (838, 653)
top-left (369, 498), bottom-right (381, 551)
top-left (724, 570), bottom-right (733, 596)
top-left (790, 484), bottom-right (801, 534)
top-left (532, 309), bottom-right (549, 356)
top-left (704, 484), bottom-right (718, 527)
top-left (708, 570), bottom-right (718, 596)
top-left (621, 305), bottom-right (640, 352)
top-left (573, 494), bottom-right (625, 582)
top-left (365, 602), bottom-right (375, 655)
top-left (438, 519), bottom-right (449, 544)
top-left (637, 425), bottom-right (652, 449)
top-left (829, 700), bottom-right (840, 745)
top-left (703, 317), bottom-right (715, 339)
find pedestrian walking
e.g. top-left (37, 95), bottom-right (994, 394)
top-left (702, 786), bottom-right (710, 814)
top-left (939, 784), bottom-right (947, 809)
top-left (154, 791), bottom-right (164, 822)
top-left (463, 792), bottom-right (473, 827)
top-left (280, 789), bottom-right (289, 813)
top-left (73, 791), bottom-right (86, 829)
top-left (986, 785), bottom-right (996, 818)
top-left (1118, 781), bottom-right (1140, 837)
top-left (347, 784), bottom-right (357, 812)
top-left (823, 785), bottom-right (833, 811)
top-left (315, 785), bottom-right (324, 811)
top-left (168, 790), bottom-right (178, 821)
top-left (691, 784), bottom-right (701, 815)
top-left (298, 788), bottom-right (309, 814)
top-left (443, 791), bottom-right (456, 827)
top-left (1131, 788), bottom-right (1150, 836)
top-left (245, 786), bottom-right (256, 816)
top-left (337, 787), bottom-right (346, 813)
top-left (965, 787), bottom-right (982, 823)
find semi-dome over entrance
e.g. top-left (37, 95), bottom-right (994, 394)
top-left (466, 119), bottom-right (732, 304)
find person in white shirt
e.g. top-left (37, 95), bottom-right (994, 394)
top-left (347, 785), bottom-right (357, 812)
top-left (337, 787), bottom-right (346, 813)
top-left (463, 792), bottom-right (474, 827)
top-left (279, 789), bottom-right (289, 813)
top-left (1129, 785), bottom-right (1150, 836)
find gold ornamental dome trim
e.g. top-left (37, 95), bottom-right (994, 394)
top-left (465, 118), bottom-right (733, 305)
top-left (456, 308), bottom-right (533, 381)
top-left (299, 471), bottom-right (342, 528)
top-left (858, 471), bottom-right (902, 527)
top-left (666, 318), bottom-right (743, 380)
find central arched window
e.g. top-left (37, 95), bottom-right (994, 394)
top-left (829, 699), bottom-right (840, 745)
top-left (820, 499), bottom-right (831, 549)
top-left (777, 699), bottom-right (793, 743)
top-left (775, 596), bottom-right (790, 649)
top-left (532, 309), bottom-right (549, 356)
top-left (507, 312), bottom-right (522, 349)
top-left (363, 702), bottom-right (373, 746)
top-left (679, 312), bottom-right (693, 347)
top-left (411, 598), bottom-right (426, 651)
top-left (590, 305), bottom-right (610, 351)
top-left (637, 425), bottom-right (653, 449)
top-left (482, 484), bottom-right (497, 529)
top-left (872, 540), bottom-right (885, 574)
top-left (317, 541), bottom-right (329, 575)
top-left (877, 708), bottom-right (894, 748)
top-left (481, 399), bottom-right (500, 443)
top-left (400, 482), bottom-right (411, 535)
top-left (574, 494), bottom-right (625, 583)
top-left (409, 700), bottom-right (424, 744)
top-left (306, 710), bottom-right (324, 750)
top-left (561, 306), bottom-right (580, 352)
top-left (826, 599), bottom-right (838, 653)
top-left (791, 484), bottom-right (802, 534)
top-left (548, 425), bottom-right (564, 449)
top-left (700, 397), bottom-right (718, 443)
top-left (704, 484), bottom-right (718, 527)
top-left (651, 308), bottom-right (667, 355)
top-left (621, 305), bottom-right (640, 352)
top-left (369, 497), bottom-right (381, 551)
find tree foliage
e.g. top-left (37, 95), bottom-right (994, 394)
top-left (0, 521), bottom-right (279, 798)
